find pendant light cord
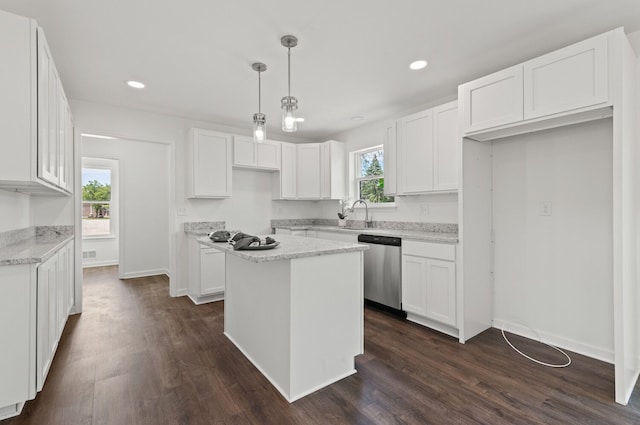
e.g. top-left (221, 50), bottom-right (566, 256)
top-left (258, 70), bottom-right (262, 114)
top-left (287, 47), bottom-right (291, 97)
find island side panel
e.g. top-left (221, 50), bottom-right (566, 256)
top-left (223, 254), bottom-right (292, 400)
top-left (289, 251), bottom-right (363, 401)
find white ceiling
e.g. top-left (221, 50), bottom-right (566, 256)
top-left (2, 0), bottom-right (640, 141)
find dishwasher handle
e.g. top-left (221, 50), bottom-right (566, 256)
top-left (358, 234), bottom-right (401, 246)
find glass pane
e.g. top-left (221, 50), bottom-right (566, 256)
top-left (82, 168), bottom-right (111, 201)
top-left (358, 149), bottom-right (384, 178)
top-left (82, 202), bottom-right (111, 236)
top-left (359, 178), bottom-right (394, 204)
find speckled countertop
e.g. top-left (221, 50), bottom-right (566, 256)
top-left (0, 226), bottom-right (74, 266)
top-left (198, 234), bottom-right (368, 263)
top-left (273, 225), bottom-right (459, 244)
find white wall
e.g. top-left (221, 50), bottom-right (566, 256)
top-left (328, 97), bottom-right (459, 224)
top-left (0, 189), bottom-right (30, 232)
top-left (492, 119), bottom-right (614, 361)
top-left (81, 136), bottom-right (170, 279)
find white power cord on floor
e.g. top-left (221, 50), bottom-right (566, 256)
top-left (501, 323), bottom-right (572, 368)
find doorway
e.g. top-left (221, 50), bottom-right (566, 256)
top-left (81, 157), bottom-right (120, 269)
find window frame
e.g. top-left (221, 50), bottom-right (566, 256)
top-left (350, 145), bottom-right (395, 208)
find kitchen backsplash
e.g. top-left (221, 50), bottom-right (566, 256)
top-left (271, 218), bottom-right (457, 234)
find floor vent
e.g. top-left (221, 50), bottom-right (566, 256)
top-left (82, 251), bottom-right (97, 259)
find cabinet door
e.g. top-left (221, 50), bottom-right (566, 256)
top-left (257, 141), bottom-right (281, 170)
top-left (66, 241), bottom-right (74, 313)
top-left (36, 254), bottom-right (58, 392)
top-left (233, 135), bottom-right (257, 167)
top-left (398, 109), bottom-right (433, 194)
top-left (57, 91), bottom-right (69, 191)
top-left (296, 143), bottom-right (321, 199)
top-left (65, 104), bottom-right (74, 194)
top-left (432, 101), bottom-right (459, 191)
top-left (37, 31), bottom-right (60, 186)
top-left (382, 122), bottom-right (397, 196)
top-left (523, 32), bottom-right (609, 120)
top-left (200, 248), bottom-right (225, 295)
top-left (425, 259), bottom-right (456, 327)
top-left (188, 129), bottom-right (232, 198)
top-left (320, 142), bottom-right (331, 199)
top-left (401, 254), bottom-right (428, 316)
top-left (460, 65), bottom-right (523, 134)
top-left (56, 245), bottom-right (67, 336)
top-left (279, 143), bottom-right (297, 199)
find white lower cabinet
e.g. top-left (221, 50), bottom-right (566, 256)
top-left (402, 240), bottom-right (457, 335)
top-left (36, 240), bottom-right (74, 393)
top-left (0, 265), bottom-right (35, 420)
top-left (188, 236), bottom-right (225, 304)
top-left (0, 239), bottom-right (74, 421)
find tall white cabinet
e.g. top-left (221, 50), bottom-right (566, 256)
top-left (0, 10), bottom-right (73, 195)
top-left (458, 27), bottom-right (638, 405)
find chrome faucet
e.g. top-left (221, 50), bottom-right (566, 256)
top-left (348, 199), bottom-right (372, 228)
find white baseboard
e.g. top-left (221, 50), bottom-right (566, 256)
top-left (176, 288), bottom-right (188, 297)
top-left (82, 260), bottom-right (118, 268)
top-left (492, 318), bottom-right (614, 364)
top-left (121, 268), bottom-right (169, 279)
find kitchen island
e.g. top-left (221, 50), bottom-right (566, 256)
top-left (198, 235), bottom-right (368, 402)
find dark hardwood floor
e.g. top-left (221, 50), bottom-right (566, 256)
top-left (5, 265), bottom-right (640, 425)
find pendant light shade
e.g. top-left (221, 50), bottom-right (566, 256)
top-left (252, 62), bottom-right (267, 143)
top-left (281, 35), bottom-right (298, 133)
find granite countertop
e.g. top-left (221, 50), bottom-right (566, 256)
top-left (198, 234), bottom-right (368, 263)
top-left (0, 227), bottom-right (74, 266)
top-left (274, 225), bottom-right (459, 244)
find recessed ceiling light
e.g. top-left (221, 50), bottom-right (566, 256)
top-left (295, 117), bottom-right (305, 123)
top-left (126, 80), bottom-right (145, 89)
top-left (409, 60), bottom-right (428, 70)
top-left (350, 116), bottom-right (364, 122)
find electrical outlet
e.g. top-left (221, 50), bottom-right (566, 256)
top-left (420, 204), bottom-right (429, 215)
top-left (539, 201), bottom-right (552, 216)
top-left (176, 207), bottom-right (187, 216)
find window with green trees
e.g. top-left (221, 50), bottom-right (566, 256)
top-left (355, 146), bottom-right (394, 204)
top-left (82, 168), bottom-right (112, 237)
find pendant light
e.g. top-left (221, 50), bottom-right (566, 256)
top-left (280, 35), bottom-right (298, 132)
top-left (252, 62), bottom-right (267, 142)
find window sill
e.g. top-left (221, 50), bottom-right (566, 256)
top-left (352, 202), bottom-right (396, 210)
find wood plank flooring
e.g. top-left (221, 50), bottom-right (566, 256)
top-left (5, 265), bottom-right (640, 424)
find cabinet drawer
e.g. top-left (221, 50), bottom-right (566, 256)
top-left (403, 240), bottom-right (455, 261)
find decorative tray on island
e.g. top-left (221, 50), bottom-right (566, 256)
top-left (238, 241), bottom-right (280, 251)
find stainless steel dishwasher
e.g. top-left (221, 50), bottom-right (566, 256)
top-left (357, 234), bottom-right (405, 316)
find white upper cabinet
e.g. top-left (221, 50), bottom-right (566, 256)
top-left (296, 143), bottom-right (321, 199)
top-left (523, 32), bottom-right (609, 120)
top-left (396, 101), bottom-right (458, 195)
top-left (273, 141), bottom-right (345, 200)
top-left (460, 29), bottom-right (613, 140)
top-left (432, 101), bottom-right (459, 191)
top-left (320, 140), bottom-right (345, 200)
top-left (273, 142), bottom-right (297, 199)
top-left (186, 129), bottom-right (232, 198)
top-left (398, 109), bottom-right (434, 194)
top-left (0, 11), bottom-right (72, 195)
top-left (233, 136), bottom-right (280, 170)
top-left (460, 65), bottom-right (523, 134)
top-left (382, 122), bottom-right (397, 196)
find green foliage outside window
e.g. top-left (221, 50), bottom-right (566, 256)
top-left (359, 154), bottom-right (394, 203)
top-left (82, 180), bottom-right (111, 218)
